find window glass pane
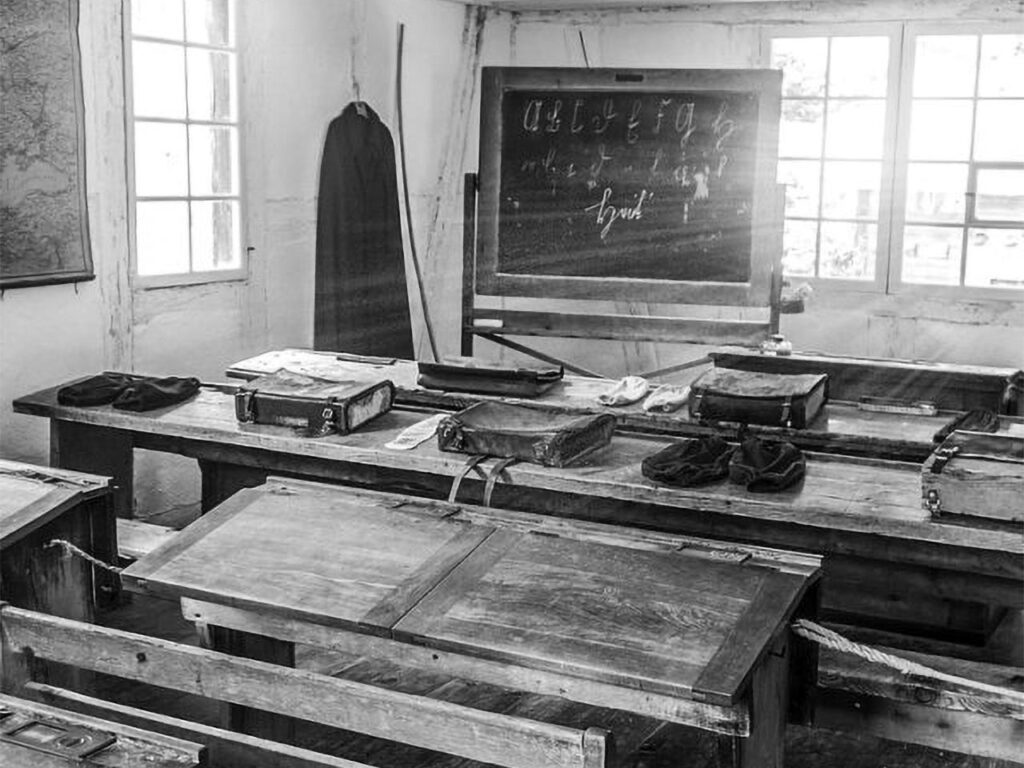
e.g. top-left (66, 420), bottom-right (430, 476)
top-left (782, 219), bottom-right (818, 277)
top-left (131, 0), bottom-right (184, 40)
top-left (134, 122), bottom-right (188, 196)
top-left (829, 37), bottom-right (889, 97)
top-left (132, 42), bottom-right (186, 119)
top-left (902, 225), bottom-right (963, 285)
top-left (978, 35), bottom-right (1024, 97)
top-left (905, 163), bottom-right (968, 223)
top-left (137, 201), bottom-right (190, 275)
top-left (779, 100), bottom-right (824, 158)
top-left (778, 160), bottom-right (820, 217)
top-left (974, 101), bottom-right (1024, 162)
top-left (188, 125), bottom-right (238, 196)
top-left (187, 49), bottom-right (236, 121)
top-left (975, 168), bottom-right (1024, 222)
top-left (185, 0), bottom-right (233, 46)
top-left (913, 35), bottom-right (978, 97)
top-left (819, 221), bottom-right (876, 279)
top-left (825, 100), bottom-right (885, 159)
top-left (908, 100), bottom-right (973, 161)
top-left (771, 38), bottom-right (827, 97)
top-left (191, 200), bottom-right (240, 270)
top-left (821, 161), bottom-right (881, 220)
top-left (965, 228), bottom-right (1024, 288)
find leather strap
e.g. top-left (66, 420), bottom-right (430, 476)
top-left (448, 454), bottom-right (487, 503)
top-left (482, 457), bottom-right (518, 508)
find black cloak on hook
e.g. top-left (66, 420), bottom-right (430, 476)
top-left (314, 101), bottom-right (414, 358)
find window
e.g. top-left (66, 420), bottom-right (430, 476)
top-left (769, 25), bottom-right (1024, 295)
top-left (127, 0), bottom-right (243, 285)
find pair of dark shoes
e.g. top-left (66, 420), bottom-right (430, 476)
top-left (58, 373), bottom-right (201, 412)
top-left (641, 434), bottom-right (805, 492)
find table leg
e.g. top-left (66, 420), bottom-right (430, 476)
top-left (50, 421), bottom-right (134, 519)
top-left (50, 421), bottom-right (132, 606)
top-left (198, 623), bottom-right (296, 746)
top-left (716, 632), bottom-right (790, 768)
top-left (199, 460), bottom-right (268, 512)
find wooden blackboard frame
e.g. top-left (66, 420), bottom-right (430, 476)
top-left (476, 67), bottom-right (782, 306)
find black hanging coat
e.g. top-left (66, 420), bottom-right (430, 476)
top-left (314, 102), bottom-right (414, 358)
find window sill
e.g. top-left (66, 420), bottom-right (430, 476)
top-left (133, 269), bottom-right (247, 291)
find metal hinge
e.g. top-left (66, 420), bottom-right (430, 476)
top-left (925, 489), bottom-right (941, 514)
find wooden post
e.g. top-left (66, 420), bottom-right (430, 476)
top-left (716, 631), bottom-right (790, 768)
top-left (50, 421), bottom-right (134, 519)
top-left (198, 624), bottom-right (296, 747)
top-left (462, 172), bottom-right (478, 357)
top-left (199, 461), bottom-right (268, 513)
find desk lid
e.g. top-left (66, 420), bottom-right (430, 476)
top-left (0, 461), bottom-right (110, 549)
top-left (123, 479), bottom-right (819, 706)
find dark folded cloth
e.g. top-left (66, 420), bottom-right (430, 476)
top-left (641, 436), bottom-right (734, 487)
top-left (57, 373), bottom-right (136, 406)
top-left (728, 436), bottom-right (805, 492)
top-left (112, 376), bottom-right (201, 412)
top-left (933, 409), bottom-right (1000, 444)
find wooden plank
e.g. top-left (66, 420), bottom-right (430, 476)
top-left (116, 519), bottom-right (177, 561)
top-left (693, 571), bottom-right (811, 707)
top-left (462, 172), bottom-right (477, 357)
top-left (470, 308), bottom-right (770, 345)
top-left (0, 693), bottom-right (204, 767)
top-left (28, 683), bottom-right (373, 768)
top-left (716, 631), bottom-right (790, 768)
top-left (50, 419), bottom-right (133, 518)
top-left (182, 598), bottom-right (751, 735)
top-left (395, 530), bottom-right (770, 700)
top-left (123, 486), bottom-right (497, 635)
top-left (1, 607), bottom-right (602, 768)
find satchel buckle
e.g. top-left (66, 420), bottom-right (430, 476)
top-left (691, 391), bottom-right (704, 419)
top-left (780, 396), bottom-right (793, 428)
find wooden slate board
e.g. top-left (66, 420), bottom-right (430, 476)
top-left (0, 461), bottom-right (109, 549)
top-left (392, 527), bottom-right (789, 703)
top-left (122, 486), bottom-right (495, 635)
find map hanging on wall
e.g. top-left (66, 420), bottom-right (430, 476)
top-left (0, 0), bottom-right (93, 288)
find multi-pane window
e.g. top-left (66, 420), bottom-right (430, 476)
top-left (897, 32), bottom-right (1024, 290)
top-left (770, 27), bottom-right (1024, 295)
top-left (128, 0), bottom-right (242, 282)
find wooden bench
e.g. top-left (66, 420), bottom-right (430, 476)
top-left (116, 519), bottom-right (177, 563)
top-left (0, 605), bottom-right (654, 768)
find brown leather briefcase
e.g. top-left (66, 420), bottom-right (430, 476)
top-left (437, 402), bottom-right (615, 467)
top-left (235, 369), bottom-right (394, 436)
top-left (689, 368), bottom-right (829, 429)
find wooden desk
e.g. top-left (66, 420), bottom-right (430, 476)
top-left (122, 479), bottom-right (821, 768)
top-left (226, 349), bottom-right (1024, 462)
top-left (0, 460), bottom-right (116, 618)
top-left (13, 380), bottom-right (1023, 649)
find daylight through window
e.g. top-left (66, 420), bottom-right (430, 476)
top-left (128, 0), bottom-right (242, 281)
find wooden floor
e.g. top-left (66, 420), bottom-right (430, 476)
top-left (86, 592), bottom-right (1017, 768)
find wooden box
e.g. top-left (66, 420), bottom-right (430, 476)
top-left (922, 431), bottom-right (1024, 524)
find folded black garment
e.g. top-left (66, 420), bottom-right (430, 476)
top-left (728, 436), bottom-right (805, 492)
top-left (933, 408), bottom-right (1000, 444)
top-left (112, 376), bottom-right (201, 412)
top-left (641, 436), bottom-right (734, 487)
top-left (57, 373), bottom-right (136, 406)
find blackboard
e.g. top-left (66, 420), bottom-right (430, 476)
top-left (476, 68), bottom-right (782, 306)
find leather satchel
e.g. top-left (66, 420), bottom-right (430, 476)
top-left (689, 368), bottom-right (829, 429)
top-left (235, 369), bottom-right (394, 436)
top-left (418, 357), bottom-right (563, 398)
top-left (437, 402), bottom-right (615, 467)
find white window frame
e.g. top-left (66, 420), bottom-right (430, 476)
top-left (762, 21), bottom-right (1024, 300)
top-left (123, 0), bottom-right (247, 289)
top-left (889, 21), bottom-right (1024, 301)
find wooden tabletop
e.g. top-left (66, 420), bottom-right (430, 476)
top-left (14, 381), bottom-right (1023, 582)
top-left (123, 479), bottom-right (819, 707)
top-left (0, 461), bottom-right (110, 549)
top-left (225, 349), bottom-right (1024, 462)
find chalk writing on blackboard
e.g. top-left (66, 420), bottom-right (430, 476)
top-left (498, 89), bottom-right (760, 283)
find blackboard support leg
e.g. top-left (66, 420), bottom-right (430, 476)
top-left (461, 172), bottom-right (479, 358)
top-left (476, 333), bottom-right (607, 379)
